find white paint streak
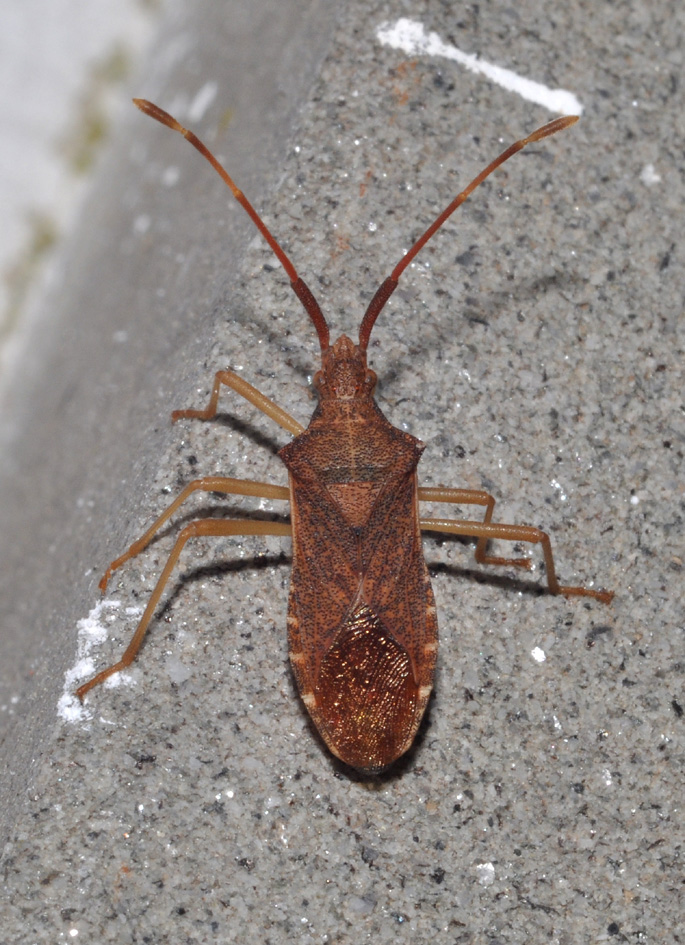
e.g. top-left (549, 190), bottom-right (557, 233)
top-left (377, 18), bottom-right (583, 115)
top-left (188, 81), bottom-right (218, 123)
top-left (58, 598), bottom-right (134, 723)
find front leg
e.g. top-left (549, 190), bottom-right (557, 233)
top-left (173, 368), bottom-right (304, 436)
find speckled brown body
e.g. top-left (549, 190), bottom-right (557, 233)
top-left (280, 336), bottom-right (438, 771)
top-left (75, 105), bottom-right (609, 771)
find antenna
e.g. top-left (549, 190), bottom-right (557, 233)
top-left (134, 99), bottom-right (330, 353)
top-left (357, 116), bottom-right (579, 351)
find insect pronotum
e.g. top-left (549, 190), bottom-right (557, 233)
top-left (76, 99), bottom-right (613, 772)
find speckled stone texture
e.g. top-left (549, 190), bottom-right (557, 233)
top-left (0, 0), bottom-right (682, 942)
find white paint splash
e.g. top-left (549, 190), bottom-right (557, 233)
top-left (58, 598), bottom-right (136, 723)
top-left (531, 646), bottom-right (546, 663)
top-left (377, 18), bottom-right (583, 115)
top-left (640, 163), bottom-right (661, 186)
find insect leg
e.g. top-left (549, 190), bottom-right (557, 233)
top-left (172, 369), bottom-right (304, 436)
top-left (77, 517), bottom-right (292, 700)
top-left (419, 486), bottom-right (532, 570)
top-left (420, 517), bottom-right (613, 604)
top-left (100, 477), bottom-right (289, 591)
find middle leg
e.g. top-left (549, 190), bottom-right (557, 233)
top-left (418, 486), bottom-right (532, 569)
top-left (100, 476), bottom-right (289, 590)
top-left (420, 514), bottom-right (613, 604)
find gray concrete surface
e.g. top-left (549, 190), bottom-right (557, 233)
top-left (1, 0), bottom-right (682, 942)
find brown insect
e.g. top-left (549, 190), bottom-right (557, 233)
top-left (76, 100), bottom-right (613, 772)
